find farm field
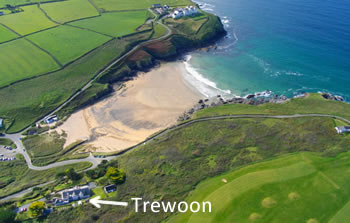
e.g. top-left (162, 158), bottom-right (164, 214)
top-left (27, 25), bottom-right (111, 65)
top-left (0, 0), bottom-right (56, 8)
top-left (168, 152), bottom-right (350, 223)
top-left (0, 5), bottom-right (57, 35)
top-left (0, 24), bottom-right (18, 43)
top-left (40, 0), bottom-right (99, 23)
top-left (0, 38), bottom-right (60, 88)
top-left (0, 35), bottom-right (144, 133)
top-left (70, 11), bottom-right (149, 37)
top-left (92, 0), bottom-right (192, 11)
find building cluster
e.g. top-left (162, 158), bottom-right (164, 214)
top-left (53, 185), bottom-right (91, 206)
top-left (335, 126), bottom-right (350, 134)
top-left (152, 4), bottom-right (169, 14)
top-left (171, 6), bottom-right (199, 19)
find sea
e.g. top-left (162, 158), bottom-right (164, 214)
top-left (183, 0), bottom-right (350, 100)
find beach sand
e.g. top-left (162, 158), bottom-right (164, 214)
top-left (57, 62), bottom-right (203, 153)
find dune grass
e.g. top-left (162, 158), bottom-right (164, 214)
top-left (0, 38), bottom-right (60, 88)
top-left (27, 25), bottom-right (111, 65)
top-left (70, 11), bottom-right (148, 37)
top-left (0, 5), bottom-right (57, 35)
top-left (40, 0), bottom-right (99, 23)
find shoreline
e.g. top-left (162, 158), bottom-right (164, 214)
top-left (56, 61), bottom-right (205, 153)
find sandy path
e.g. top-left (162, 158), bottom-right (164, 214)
top-left (57, 62), bottom-right (203, 153)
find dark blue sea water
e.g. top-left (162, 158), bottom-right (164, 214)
top-left (184, 0), bottom-right (350, 99)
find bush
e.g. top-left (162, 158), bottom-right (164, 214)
top-left (105, 167), bottom-right (125, 184)
top-left (29, 201), bottom-right (45, 218)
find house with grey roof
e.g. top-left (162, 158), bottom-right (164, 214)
top-left (54, 185), bottom-right (91, 205)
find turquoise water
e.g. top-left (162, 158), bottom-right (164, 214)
top-left (186, 0), bottom-right (350, 99)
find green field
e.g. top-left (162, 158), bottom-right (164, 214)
top-left (0, 35), bottom-right (143, 133)
top-left (70, 11), bottom-right (148, 37)
top-left (168, 152), bottom-right (350, 223)
top-left (92, 0), bottom-right (192, 11)
top-left (0, 24), bottom-right (18, 43)
top-left (40, 0), bottom-right (99, 23)
top-left (28, 25), bottom-right (111, 65)
top-left (0, 0), bottom-right (57, 8)
top-left (0, 38), bottom-right (60, 88)
top-left (0, 159), bottom-right (91, 198)
top-left (0, 5), bottom-right (57, 35)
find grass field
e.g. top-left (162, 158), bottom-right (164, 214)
top-left (0, 24), bottom-right (18, 43)
top-left (92, 0), bottom-right (192, 11)
top-left (168, 152), bottom-right (350, 223)
top-left (70, 11), bottom-right (148, 37)
top-left (0, 0), bottom-right (57, 8)
top-left (27, 25), bottom-right (111, 65)
top-left (0, 5), bottom-right (57, 35)
top-left (0, 38), bottom-right (60, 88)
top-left (40, 0), bottom-right (99, 23)
top-left (0, 159), bottom-right (91, 198)
top-left (0, 34), bottom-right (145, 133)
top-left (23, 132), bottom-right (65, 158)
top-left (195, 93), bottom-right (350, 121)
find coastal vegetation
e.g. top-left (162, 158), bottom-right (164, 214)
top-left (46, 113), bottom-right (350, 222)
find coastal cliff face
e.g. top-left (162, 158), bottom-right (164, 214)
top-left (98, 13), bottom-right (226, 85)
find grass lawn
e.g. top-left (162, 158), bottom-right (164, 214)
top-left (195, 93), bottom-right (350, 121)
top-left (70, 11), bottom-right (148, 37)
top-left (92, 0), bottom-right (192, 11)
top-left (40, 0), bottom-right (99, 23)
top-left (0, 160), bottom-right (91, 198)
top-left (151, 23), bottom-right (168, 39)
top-left (167, 152), bottom-right (350, 223)
top-left (0, 5), bottom-right (57, 35)
top-left (0, 24), bottom-right (18, 43)
top-left (27, 25), bottom-right (111, 65)
top-left (0, 38), bottom-right (60, 88)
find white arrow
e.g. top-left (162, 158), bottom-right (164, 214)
top-left (89, 196), bottom-right (128, 208)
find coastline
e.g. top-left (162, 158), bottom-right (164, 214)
top-left (57, 61), bottom-right (205, 153)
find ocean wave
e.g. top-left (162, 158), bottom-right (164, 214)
top-left (194, 1), bottom-right (215, 11)
top-left (182, 55), bottom-right (232, 98)
top-left (249, 54), bottom-right (305, 77)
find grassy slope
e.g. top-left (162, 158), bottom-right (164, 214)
top-left (28, 25), bottom-right (111, 65)
top-left (93, 0), bottom-right (192, 11)
top-left (70, 11), bottom-right (148, 37)
top-left (0, 159), bottom-right (91, 198)
top-left (168, 152), bottom-right (350, 223)
top-left (0, 5), bottom-right (57, 35)
top-left (0, 38), bottom-right (59, 88)
top-left (0, 24), bottom-right (18, 43)
top-left (40, 0), bottom-right (99, 23)
top-left (195, 93), bottom-right (350, 121)
top-left (0, 36), bottom-right (137, 133)
top-left (47, 116), bottom-right (350, 222)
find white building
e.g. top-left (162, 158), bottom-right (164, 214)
top-left (335, 126), bottom-right (350, 134)
top-left (0, 118), bottom-right (3, 128)
top-left (171, 6), bottom-right (199, 19)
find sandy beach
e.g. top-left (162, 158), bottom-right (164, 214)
top-left (56, 62), bottom-right (204, 153)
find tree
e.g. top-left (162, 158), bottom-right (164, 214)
top-left (65, 168), bottom-right (81, 181)
top-left (29, 201), bottom-right (45, 218)
top-left (0, 208), bottom-right (16, 223)
top-left (105, 167), bottom-right (125, 184)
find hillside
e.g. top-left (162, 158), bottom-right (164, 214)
top-left (46, 95), bottom-right (350, 222)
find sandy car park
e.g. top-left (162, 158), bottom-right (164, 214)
top-left (0, 145), bottom-right (17, 161)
